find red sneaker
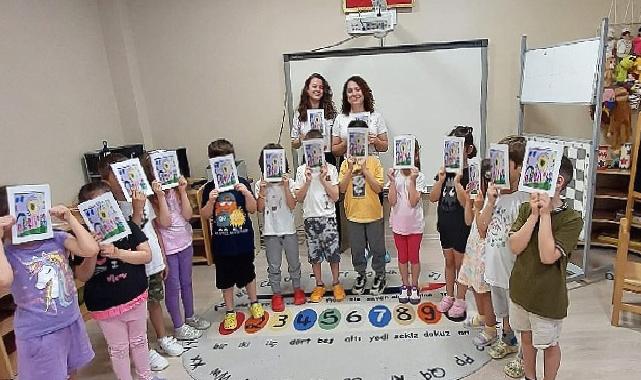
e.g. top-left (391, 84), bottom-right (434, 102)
top-left (293, 288), bottom-right (306, 305)
top-left (271, 294), bottom-right (285, 312)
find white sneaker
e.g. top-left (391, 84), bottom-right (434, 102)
top-left (158, 336), bottom-right (184, 357)
top-left (409, 286), bottom-right (421, 305)
top-left (149, 349), bottom-right (169, 371)
top-left (186, 315), bottom-right (212, 330)
top-left (175, 324), bottom-right (203, 340)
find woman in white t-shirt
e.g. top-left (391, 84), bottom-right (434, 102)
top-left (291, 73), bottom-right (338, 167)
top-left (331, 76), bottom-right (388, 157)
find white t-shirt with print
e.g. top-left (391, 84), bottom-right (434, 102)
top-left (483, 191), bottom-right (529, 289)
top-left (118, 199), bottom-right (166, 276)
top-left (294, 164), bottom-right (339, 218)
top-left (291, 111), bottom-right (335, 153)
top-left (254, 179), bottom-right (296, 236)
top-left (333, 111), bottom-right (388, 155)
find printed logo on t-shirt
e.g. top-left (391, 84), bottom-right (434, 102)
top-left (488, 208), bottom-right (511, 248)
top-left (352, 175), bottom-right (366, 198)
top-left (440, 176), bottom-right (458, 212)
top-left (21, 250), bottom-right (74, 313)
top-left (214, 192), bottom-right (247, 235)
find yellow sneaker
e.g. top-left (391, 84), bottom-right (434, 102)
top-left (310, 286), bottom-right (326, 303)
top-left (333, 283), bottom-right (346, 302)
top-left (223, 311), bottom-right (237, 330)
top-left (249, 302), bottom-right (265, 319)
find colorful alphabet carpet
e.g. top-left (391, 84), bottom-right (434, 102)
top-left (182, 270), bottom-right (490, 380)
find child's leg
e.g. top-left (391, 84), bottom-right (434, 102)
top-left (347, 221), bottom-right (368, 276)
top-left (408, 233), bottom-right (422, 287)
top-left (126, 302), bottom-right (153, 380)
top-left (366, 219), bottom-right (386, 277)
top-left (163, 253), bottom-right (183, 329)
top-left (147, 272), bottom-right (168, 339)
top-left (520, 331), bottom-right (537, 379)
top-left (443, 249), bottom-right (456, 297)
top-left (454, 250), bottom-right (466, 300)
top-left (330, 262), bottom-right (340, 285)
top-left (265, 235), bottom-right (284, 294)
top-left (97, 314), bottom-right (134, 380)
top-left (543, 344), bottom-right (561, 380)
top-left (245, 279), bottom-right (258, 302)
top-left (393, 233), bottom-right (410, 286)
top-left (312, 262), bottom-right (324, 285)
top-left (223, 287), bottom-right (235, 311)
top-left (480, 292), bottom-right (497, 326)
top-left (178, 246), bottom-right (195, 320)
top-left (283, 234), bottom-right (302, 290)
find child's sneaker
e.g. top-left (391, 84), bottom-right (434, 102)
top-left (158, 336), bottom-right (184, 357)
top-left (504, 357), bottom-right (525, 378)
top-left (464, 314), bottom-right (485, 329)
top-left (473, 327), bottom-right (498, 347)
top-left (448, 298), bottom-right (467, 318)
top-left (293, 288), bottom-right (306, 305)
top-left (384, 250), bottom-right (391, 263)
top-left (310, 285), bottom-right (326, 303)
top-left (223, 311), bottom-right (237, 330)
top-left (437, 295), bottom-right (455, 313)
top-left (333, 283), bottom-right (346, 301)
top-left (371, 274), bottom-right (386, 295)
top-left (149, 349), bottom-right (169, 371)
top-left (409, 286), bottom-right (421, 305)
top-left (271, 294), bottom-right (285, 312)
top-left (488, 340), bottom-right (518, 359)
top-left (174, 324), bottom-right (203, 340)
top-left (185, 315), bottom-right (211, 330)
top-left (352, 274), bottom-right (367, 295)
top-left (249, 302), bottom-right (265, 319)
top-left (398, 285), bottom-right (409, 304)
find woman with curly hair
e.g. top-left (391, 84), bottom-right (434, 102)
top-left (291, 73), bottom-right (338, 166)
top-left (332, 76), bottom-right (388, 157)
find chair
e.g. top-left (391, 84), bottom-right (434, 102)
top-left (611, 218), bottom-right (641, 326)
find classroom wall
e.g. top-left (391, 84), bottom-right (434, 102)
top-left (0, 0), bottom-right (124, 204)
top-left (123, 0), bottom-right (613, 180)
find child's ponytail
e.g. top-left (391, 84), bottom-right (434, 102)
top-left (449, 125), bottom-right (477, 159)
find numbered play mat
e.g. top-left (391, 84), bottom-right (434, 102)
top-left (183, 272), bottom-right (490, 380)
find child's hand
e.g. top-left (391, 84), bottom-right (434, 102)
top-left (529, 193), bottom-right (540, 217)
top-left (359, 159), bottom-right (368, 174)
top-left (0, 216), bottom-right (16, 240)
top-left (178, 176), bottom-right (188, 193)
top-left (208, 189), bottom-right (219, 203)
top-left (151, 181), bottom-right (164, 198)
top-left (49, 205), bottom-right (72, 222)
top-left (409, 168), bottom-right (419, 182)
top-left (319, 165), bottom-right (328, 181)
top-left (234, 183), bottom-right (249, 195)
top-left (387, 168), bottom-right (396, 184)
top-left (258, 180), bottom-right (267, 198)
top-left (486, 183), bottom-right (499, 205)
top-left (437, 167), bottom-right (446, 183)
top-left (282, 173), bottom-right (290, 185)
top-left (131, 190), bottom-right (146, 214)
top-left (368, 133), bottom-right (378, 145)
top-left (473, 189), bottom-right (485, 210)
top-left (99, 243), bottom-right (121, 259)
top-left (304, 167), bottom-right (312, 183)
top-left (454, 172), bottom-right (462, 185)
top-left (538, 193), bottom-right (552, 215)
top-left (347, 158), bottom-right (355, 172)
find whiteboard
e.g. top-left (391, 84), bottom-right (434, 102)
top-left (284, 41), bottom-right (487, 185)
top-left (521, 38), bottom-right (601, 104)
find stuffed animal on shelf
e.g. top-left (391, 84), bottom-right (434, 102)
top-left (605, 87), bottom-right (632, 149)
top-left (616, 55), bottom-right (636, 83)
top-left (605, 56), bottom-right (617, 86)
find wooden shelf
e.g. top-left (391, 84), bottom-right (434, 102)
top-left (192, 256), bottom-right (209, 265)
top-left (595, 188), bottom-right (628, 200)
top-left (597, 169), bottom-right (631, 175)
top-left (0, 313), bottom-right (13, 337)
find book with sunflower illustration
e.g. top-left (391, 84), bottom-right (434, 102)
top-left (149, 150), bottom-right (181, 190)
top-left (519, 141), bottom-right (564, 197)
top-left (489, 143), bottom-right (510, 189)
top-left (110, 158), bottom-right (153, 202)
top-left (78, 191), bottom-right (131, 244)
top-left (7, 184), bottom-right (54, 244)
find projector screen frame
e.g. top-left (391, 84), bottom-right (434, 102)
top-left (283, 39), bottom-right (489, 170)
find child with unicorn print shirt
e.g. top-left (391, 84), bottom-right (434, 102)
top-left (0, 186), bottom-right (99, 380)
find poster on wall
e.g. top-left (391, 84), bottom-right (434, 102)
top-left (110, 159), bottom-right (153, 202)
top-left (519, 141), bottom-right (564, 197)
top-left (149, 150), bottom-right (181, 190)
top-left (7, 184), bottom-right (54, 244)
top-left (343, 0), bottom-right (413, 12)
top-left (78, 192), bottom-right (131, 244)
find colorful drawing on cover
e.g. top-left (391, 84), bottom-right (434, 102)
top-left (110, 158), bottom-right (153, 202)
top-left (394, 135), bottom-right (415, 169)
top-left (468, 157), bottom-right (481, 199)
top-left (352, 112), bottom-right (370, 126)
top-left (307, 109), bottom-right (325, 132)
top-left (78, 192), bottom-right (131, 244)
top-left (210, 154), bottom-right (239, 192)
top-left (348, 127), bottom-right (369, 159)
top-left (489, 143), bottom-right (510, 189)
top-left (443, 137), bottom-right (465, 174)
top-left (303, 139), bottom-right (325, 169)
top-left (149, 150), bottom-right (181, 190)
top-left (519, 141), bottom-right (564, 197)
top-left (263, 149), bottom-right (286, 183)
top-left (7, 184), bottom-right (53, 244)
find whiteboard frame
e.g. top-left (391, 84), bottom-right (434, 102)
top-left (283, 40), bottom-right (489, 169)
top-left (517, 18), bottom-right (609, 282)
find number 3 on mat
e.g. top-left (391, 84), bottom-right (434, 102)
top-left (269, 310), bottom-right (292, 331)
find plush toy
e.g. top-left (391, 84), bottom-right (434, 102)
top-left (605, 56), bottom-right (617, 86)
top-left (615, 55), bottom-right (636, 83)
top-left (605, 87), bottom-right (632, 149)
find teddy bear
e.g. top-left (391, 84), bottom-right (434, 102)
top-left (615, 55), bottom-right (636, 83)
top-left (605, 87), bottom-right (632, 149)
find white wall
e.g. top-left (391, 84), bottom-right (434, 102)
top-left (0, 0), bottom-right (124, 203)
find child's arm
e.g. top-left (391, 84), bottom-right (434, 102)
top-left (508, 195), bottom-right (539, 255)
top-left (236, 183), bottom-right (257, 214)
top-left (408, 168), bottom-right (421, 208)
top-left (200, 187), bottom-right (219, 220)
top-left (464, 194), bottom-right (475, 226)
top-left (256, 180), bottom-right (266, 212)
top-left (477, 183), bottom-right (499, 236)
top-left (0, 216), bottom-right (15, 288)
top-left (131, 190), bottom-right (147, 226)
top-left (454, 173), bottom-right (468, 207)
top-left (338, 159), bottom-right (354, 194)
top-left (75, 255), bottom-right (97, 282)
top-left (151, 182), bottom-right (171, 228)
top-left (295, 168), bottom-right (312, 202)
top-left (320, 165), bottom-right (339, 202)
top-left (361, 159), bottom-right (383, 194)
top-left (50, 206), bottom-right (100, 258)
top-left (283, 175), bottom-right (297, 210)
top-left (100, 241), bottom-right (152, 265)
top-left (332, 136), bottom-right (347, 157)
top-left (386, 169), bottom-right (398, 207)
top-left (428, 168), bottom-right (446, 203)
top-left (177, 177), bottom-right (193, 220)
top-left (537, 194), bottom-right (569, 265)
